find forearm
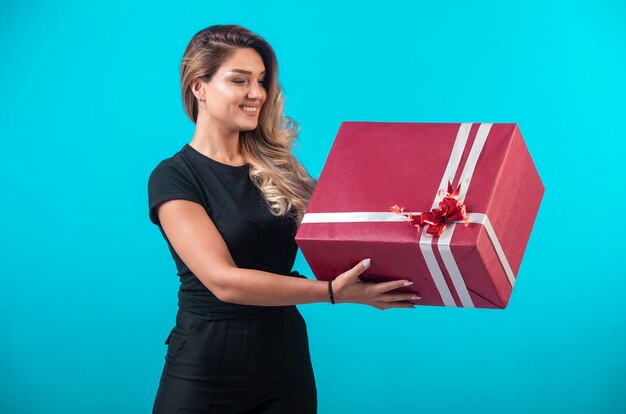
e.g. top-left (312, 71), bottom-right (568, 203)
top-left (219, 267), bottom-right (330, 306)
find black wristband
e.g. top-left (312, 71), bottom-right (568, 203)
top-left (328, 280), bottom-right (336, 304)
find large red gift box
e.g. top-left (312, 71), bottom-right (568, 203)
top-left (295, 122), bottom-right (544, 309)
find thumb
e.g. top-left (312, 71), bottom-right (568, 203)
top-left (340, 258), bottom-right (371, 282)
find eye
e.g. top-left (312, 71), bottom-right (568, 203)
top-left (232, 78), bottom-right (266, 86)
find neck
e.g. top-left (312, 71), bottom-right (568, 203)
top-left (190, 113), bottom-right (244, 164)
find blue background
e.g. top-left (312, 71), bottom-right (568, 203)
top-left (1, 1), bottom-right (624, 413)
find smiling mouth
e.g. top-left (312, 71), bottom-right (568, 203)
top-left (240, 105), bottom-right (258, 115)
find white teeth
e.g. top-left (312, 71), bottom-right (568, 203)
top-left (240, 106), bottom-right (257, 112)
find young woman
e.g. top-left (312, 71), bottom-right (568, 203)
top-left (148, 24), bottom-right (419, 414)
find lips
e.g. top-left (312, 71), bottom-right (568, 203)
top-left (239, 105), bottom-right (259, 117)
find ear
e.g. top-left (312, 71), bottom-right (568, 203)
top-left (191, 78), bottom-right (205, 101)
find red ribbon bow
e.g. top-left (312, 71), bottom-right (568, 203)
top-left (390, 181), bottom-right (470, 237)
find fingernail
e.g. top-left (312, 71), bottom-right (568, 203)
top-left (403, 281), bottom-right (413, 286)
top-left (411, 296), bottom-right (421, 300)
top-left (362, 258), bottom-right (371, 268)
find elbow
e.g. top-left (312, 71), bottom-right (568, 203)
top-left (215, 284), bottom-right (234, 303)
top-left (199, 266), bottom-right (238, 303)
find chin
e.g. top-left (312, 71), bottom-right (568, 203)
top-left (240, 123), bottom-right (259, 132)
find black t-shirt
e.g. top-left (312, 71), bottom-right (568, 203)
top-left (148, 143), bottom-right (305, 320)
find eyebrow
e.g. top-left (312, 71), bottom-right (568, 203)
top-left (227, 69), bottom-right (266, 75)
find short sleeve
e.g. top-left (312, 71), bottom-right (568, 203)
top-left (147, 160), bottom-right (202, 227)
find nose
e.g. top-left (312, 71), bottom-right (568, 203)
top-left (248, 82), bottom-right (263, 101)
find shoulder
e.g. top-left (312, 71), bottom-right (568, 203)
top-left (148, 153), bottom-right (186, 181)
top-left (148, 148), bottom-right (199, 193)
top-left (147, 151), bottom-right (199, 193)
top-left (147, 151), bottom-right (202, 226)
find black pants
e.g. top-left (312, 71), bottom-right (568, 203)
top-left (152, 305), bottom-right (317, 413)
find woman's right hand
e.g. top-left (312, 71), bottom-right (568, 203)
top-left (331, 258), bottom-right (421, 310)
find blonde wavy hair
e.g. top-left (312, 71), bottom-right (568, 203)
top-left (179, 24), bottom-right (316, 227)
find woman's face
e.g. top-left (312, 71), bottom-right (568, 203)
top-left (199, 47), bottom-right (267, 132)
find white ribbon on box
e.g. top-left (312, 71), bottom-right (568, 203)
top-left (301, 123), bottom-right (516, 308)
